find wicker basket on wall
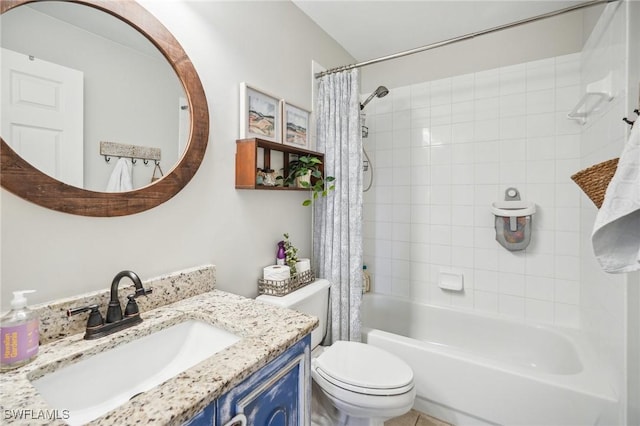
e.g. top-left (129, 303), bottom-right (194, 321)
top-left (570, 158), bottom-right (619, 208)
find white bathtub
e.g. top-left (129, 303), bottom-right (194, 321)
top-left (361, 293), bottom-right (618, 426)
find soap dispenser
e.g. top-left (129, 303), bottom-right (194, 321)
top-left (276, 241), bottom-right (286, 266)
top-left (1, 290), bottom-right (39, 370)
top-left (491, 188), bottom-right (536, 251)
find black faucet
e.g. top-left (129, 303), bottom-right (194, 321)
top-left (68, 270), bottom-right (153, 340)
top-left (106, 270), bottom-right (152, 323)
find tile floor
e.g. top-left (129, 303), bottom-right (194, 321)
top-left (385, 409), bottom-right (453, 426)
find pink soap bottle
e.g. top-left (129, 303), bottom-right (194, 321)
top-left (1, 290), bottom-right (39, 371)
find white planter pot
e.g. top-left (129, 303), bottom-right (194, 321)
top-left (295, 171), bottom-right (312, 188)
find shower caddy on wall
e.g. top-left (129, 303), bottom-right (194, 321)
top-left (566, 72), bottom-right (613, 125)
top-left (491, 188), bottom-right (536, 251)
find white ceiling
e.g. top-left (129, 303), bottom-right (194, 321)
top-left (292, 0), bottom-right (586, 62)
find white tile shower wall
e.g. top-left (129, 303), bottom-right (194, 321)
top-left (363, 53), bottom-right (584, 328)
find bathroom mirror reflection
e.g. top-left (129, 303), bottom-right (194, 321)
top-left (0, 0), bottom-right (209, 217)
top-left (1, 1), bottom-right (189, 192)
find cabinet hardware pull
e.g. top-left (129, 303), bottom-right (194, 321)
top-left (223, 413), bottom-right (247, 426)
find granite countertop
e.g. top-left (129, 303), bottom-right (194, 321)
top-left (0, 289), bottom-right (317, 425)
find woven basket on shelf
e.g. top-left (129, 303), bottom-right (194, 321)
top-left (258, 269), bottom-right (315, 297)
top-left (570, 158), bottom-right (619, 209)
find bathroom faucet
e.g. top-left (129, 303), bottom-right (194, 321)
top-left (106, 270), bottom-right (152, 323)
top-left (68, 270), bottom-right (153, 340)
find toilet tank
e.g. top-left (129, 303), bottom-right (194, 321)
top-left (256, 279), bottom-right (330, 349)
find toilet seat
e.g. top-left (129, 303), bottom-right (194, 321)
top-left (313, 341), bottom-right (414, 396)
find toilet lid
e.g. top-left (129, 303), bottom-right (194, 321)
top-left (314, 341), bottom-right (414, 395)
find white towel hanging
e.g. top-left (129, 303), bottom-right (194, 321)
top-left (105, 158), bottom-right (133, 192)
top-left (591, 123), bottom-right (640, 273)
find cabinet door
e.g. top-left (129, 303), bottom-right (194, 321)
top-left (183, 402), bottom-right (215, 426)
top-left (217, 336), bottom-right (311, 426)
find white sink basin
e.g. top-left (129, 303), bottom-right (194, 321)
top-left (31, 320), bottom-right (240, 425)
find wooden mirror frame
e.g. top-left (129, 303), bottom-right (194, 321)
top-left (0, 0), bottom-right (209, 217)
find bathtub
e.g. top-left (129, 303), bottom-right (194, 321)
top-left (361, 293), bottom-right (618, 426)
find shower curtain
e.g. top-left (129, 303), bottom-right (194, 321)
top-left (314, 69), bottom-right (363, 344)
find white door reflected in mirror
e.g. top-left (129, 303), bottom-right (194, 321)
top-left (1, 48), bottom-right (84, 188)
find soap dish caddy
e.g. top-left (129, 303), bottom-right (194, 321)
top-left (491, 188), bottom-right (536, 251)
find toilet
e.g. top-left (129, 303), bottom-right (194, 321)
top-left (257, 279), bottom-right (415, 426)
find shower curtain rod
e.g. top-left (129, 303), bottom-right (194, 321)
top-left (315, 0), bottom-right (617, 79)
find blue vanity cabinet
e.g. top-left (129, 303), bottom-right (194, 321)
top-left (183, 403), bottom-right (216, 426)
top-left (183, 335), bottom-right (311, 426)
top-left (217, 335), bottom-right (311, 426)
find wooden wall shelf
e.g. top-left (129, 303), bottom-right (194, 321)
top-left (235, 138), bottom-right (324, 190)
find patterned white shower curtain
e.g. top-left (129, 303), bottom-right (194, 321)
top-left (313, 69), bottom-right (363, 344)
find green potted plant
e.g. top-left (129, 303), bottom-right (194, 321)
top-left (284, 155), bottom-right (336, 206)
top-left (281, 233), bottom-right (298, 276)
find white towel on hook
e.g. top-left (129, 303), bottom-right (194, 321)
top-left (105, 158), bottom-right (133, 192)
top-left (592, 122), bottom-right (640, 273)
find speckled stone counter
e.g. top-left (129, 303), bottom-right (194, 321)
top-left (0, 275), bottom-right (317, 425)
top-left (34, 265), bottom-right (217, 345)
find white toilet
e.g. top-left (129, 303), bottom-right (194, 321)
top-left (257, 279), bottom-right (415, 426)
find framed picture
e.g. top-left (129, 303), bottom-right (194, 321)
top-left (282, 101), bottom-right (311, 148)
top-left (239, 82), bottom-right (281, 142)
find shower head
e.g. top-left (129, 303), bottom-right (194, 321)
top-left (360, 85), bottom-right (389, 110)
top-left (375, 86), bottom-right (389, 97)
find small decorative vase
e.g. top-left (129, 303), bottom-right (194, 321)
top-left (276, 241), bottom-right (286, 265)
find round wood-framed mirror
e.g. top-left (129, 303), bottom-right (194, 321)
top-left (0, 0), bottom-right (209, 217)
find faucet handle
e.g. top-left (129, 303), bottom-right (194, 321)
top-left (134, 286), bottom-right (153, 298)
top-left (67, 304), bottom-right (104, 328)
top-left (124, 294), bottom-right (140, 317)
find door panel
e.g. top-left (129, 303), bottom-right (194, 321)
top-left (1, 48), bottom-right (84, 187)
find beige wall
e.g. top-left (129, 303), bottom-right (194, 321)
top-left (0, 1), bottom-right (354, 310)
